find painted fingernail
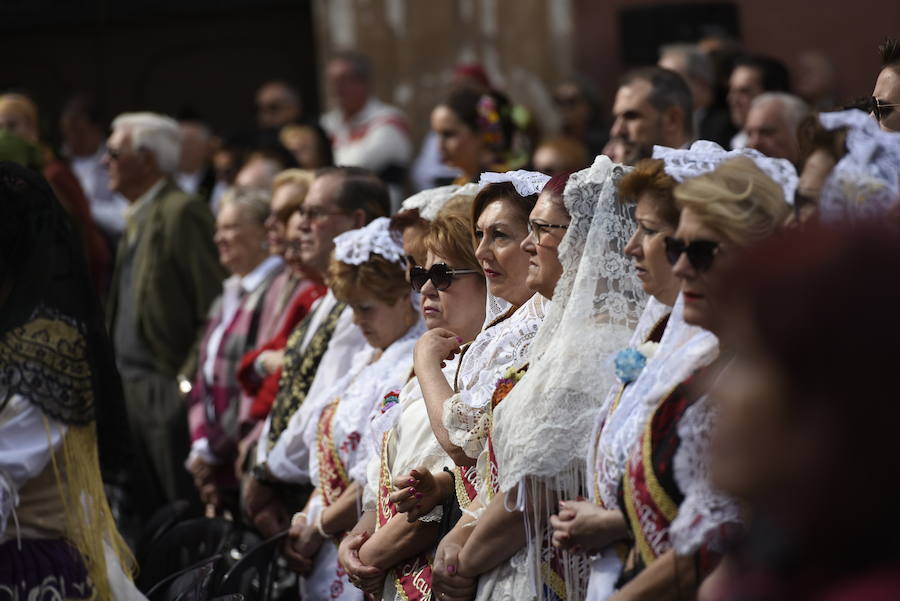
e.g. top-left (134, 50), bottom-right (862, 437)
top-left (415, 492), bottom-right (424, 499)
top-left (408, 478), bottom-right (416, 485)
top-left (409, 487), bottom-right (417, 495)
top-left (448, 565), bottom-right (457, 574)
top-left (456, 336), bottom-right (463, 343)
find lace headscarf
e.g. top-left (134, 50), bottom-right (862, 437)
top-left (334, 217), bottom-right (405, 266)
top-left (400, 183), bottom-right (483, 221)
top-left (817, 109), bottom-right (900, 222)
top-left (653, 140), bottom-right (798, 204)
top-left (491, 155), bottom-right (647, 600)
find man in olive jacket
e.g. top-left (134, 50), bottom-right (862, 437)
top-left (104, 112), bottom-right (226, 520)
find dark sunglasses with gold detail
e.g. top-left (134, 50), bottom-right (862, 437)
top-left (410, 263), bottom-right (480, 292)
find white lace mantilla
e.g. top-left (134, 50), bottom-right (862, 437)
top-left (817, 109), bottom-right (900, 222)
top-left (442, 294), bottom-right (547, 459)
top-left (493, 155), bottom-right (646, 493)
top-left (653, 140), bottom-right (798, 205)
top-left (479, 169), bottom-right (551, 197)
top-left (333, 217), bottom-right (405, 266)
top-left (669, 393), bottom-right (743, 555)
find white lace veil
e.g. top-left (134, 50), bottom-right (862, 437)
top-left (491, 155), bottom-right (647, 600)
top-left (817, 109), bottom-right (900, 222)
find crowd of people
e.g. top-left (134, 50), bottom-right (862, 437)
top-left (2, 34), bottom-right (900, 601)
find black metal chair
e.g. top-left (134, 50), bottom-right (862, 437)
top-left (145, 554), bottom-right (222, 601)
top-left (216, 530), bottom-right (289, 601)
top-left (135, 500), bottom-right (196, 567)
top-left (138, 517), bottom-right (234, 592)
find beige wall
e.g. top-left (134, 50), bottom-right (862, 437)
top-left (313, 0), bottom-right (575, 145)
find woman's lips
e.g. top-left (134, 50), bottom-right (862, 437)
top-left (683, 290), bottom-right (705, 302)
top-left (423, 305), bottom-right (440, 315)
top-left (484, 268), bottom-right (502, 278)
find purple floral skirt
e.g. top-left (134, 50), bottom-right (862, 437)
top-left (0, 538), bottom-right (92, 600)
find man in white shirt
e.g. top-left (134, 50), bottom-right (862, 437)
top-left (320, 51), bottom-right (412, 208)
top-left (242, 166), bottom-right (389, 536)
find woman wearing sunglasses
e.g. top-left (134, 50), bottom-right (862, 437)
top-left (338, 194), bottom-right (487, 601)
top-left (605, 155), bottom-right (789, 601)
top-left (279, 217), bottom-right (425, 601)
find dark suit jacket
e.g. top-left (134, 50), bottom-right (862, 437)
top-left (108, 179), bottom-right (226, 379)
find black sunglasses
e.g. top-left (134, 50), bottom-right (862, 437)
top-left (871, 96), bottom-right (900, 122)
top-left (664, 237), bottom-right (721, 272)
top-left (410, 263), bottom-right (480, 292)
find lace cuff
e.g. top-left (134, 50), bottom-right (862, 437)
top-left (670, 484), bottom-right (742, 555)
top-left (418, 506), bottom-right (443, 523)
top-left (442, 391), bottom-right (490, 459)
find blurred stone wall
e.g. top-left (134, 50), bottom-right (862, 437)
top-left (313, 0), bottom-right (575, 145)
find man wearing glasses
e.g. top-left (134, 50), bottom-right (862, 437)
top-left (872, 37), bottom-right (900, 132)
top-left (243, 166), bottom-right (389, 537)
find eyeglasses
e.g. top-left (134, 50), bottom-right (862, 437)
top-left (664, 237), bottom-right (721, 272)
top-left (871, 97), bottom-right (900, 122)
top-left (410, 263), bottom-right (480, 292)
top-left (297, 205), bottom-right (348, 222)
top-left (527, 219), bottom-right (569, 245)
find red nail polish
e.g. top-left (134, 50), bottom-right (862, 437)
top-left (415, 492), bottom-right (424, 499)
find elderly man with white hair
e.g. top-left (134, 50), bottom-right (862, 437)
top-left (744, 92), bottom-right (811, 166)
top-left (104, 112), bottom-right (227, 520)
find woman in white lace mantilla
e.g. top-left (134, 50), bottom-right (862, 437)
top-left (280, 218), bottom-right (424, 601)
top-left (337, 191), bottom-right (489, 601)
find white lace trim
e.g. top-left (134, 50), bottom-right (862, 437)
top-left (400, 183), bottom-right (483, 221)
top-left (441, 295), bottom-right (547, 459)
top-left (479, 169), bottom-right (551, 197)
top-left (333, 217), bottom-right (405, 266)
top-left (653, 140), bottom-right (798, 205)
top-left (817, 109), bottom-right (900, 222)
top-left (670, 394), bottom-right (743, 555)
